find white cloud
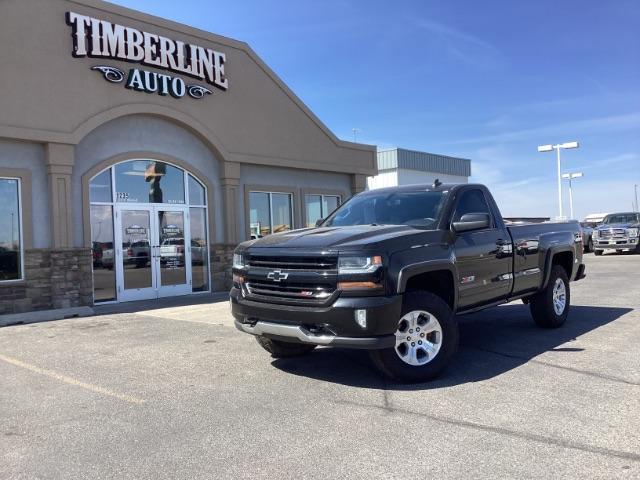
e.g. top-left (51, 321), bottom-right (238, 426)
top-left (412, 18), bottom-right (504, 69)
top-left (452, 112), bottom-right (640, 145)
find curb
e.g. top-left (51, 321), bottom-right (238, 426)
top-left (0, 307), bottom-right (95, 327)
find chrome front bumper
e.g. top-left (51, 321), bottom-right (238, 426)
top-left (595, 238), bottom-right (638, 249)
top-left (233, 319), bottom-right (395, 349)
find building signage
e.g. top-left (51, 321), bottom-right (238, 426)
top-left (162, 225), bottom-right (182, 237)
top-left (125, 225), bottom-right (147, 236)
top-left (65, 11), bottom-right (228, 100)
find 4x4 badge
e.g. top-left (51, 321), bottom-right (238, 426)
top-left (267, 270), bottom-right (289, 282)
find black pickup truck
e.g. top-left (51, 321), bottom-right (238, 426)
top-left (231, 183), bottom-right (586, 382)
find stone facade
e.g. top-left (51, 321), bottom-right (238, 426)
top-left (0, 248), bottom-right (92, 315)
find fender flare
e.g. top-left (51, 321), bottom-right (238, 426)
top-left (396, 260), bottom-right (459, 310)
top-left (541, 246), bottom-right (574, 289)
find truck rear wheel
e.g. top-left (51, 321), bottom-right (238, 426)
top-left (255, 336), bottom-right (316, 358)
top-left (530, 265), bottom-right (570, 328)
top-left (369, 291), bottom-right (458, 383)
top-left (594, 249), bottom-right (603, 256)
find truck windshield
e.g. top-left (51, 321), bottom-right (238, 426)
top-left (603, 213), bottom-right (639, 224)
top-left (323, 190), bottom-right (447, 229)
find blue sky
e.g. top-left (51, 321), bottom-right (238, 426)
top-left (111, 0), bottom-right (640, 220)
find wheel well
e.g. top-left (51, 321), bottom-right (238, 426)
top-left (551, 251), bottom-right (573, 278)
top-left (404, 270), bottom-right (454, 309)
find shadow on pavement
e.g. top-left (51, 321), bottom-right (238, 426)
top-left (92, 291), bottom-right (229, 316)
top-left (271, 304), bottom-right (632, 390)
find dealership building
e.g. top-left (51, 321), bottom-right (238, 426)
top-left (0, 0), bottom-right (377, 315)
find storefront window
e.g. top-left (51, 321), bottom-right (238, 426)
top-left (114, 160), bottom-right (185, 204)
top-left (89, 160), bottom-right (211, 301)
top-left (190, 207), bottom-right (209, 292)
top-left (305, 194), bottom-right (341, 227)
top-left (188, 174), bottom-right (206, 206)
top-left (249, 192), bottom-right (271, 238)
top-left (0, 178), bottom-right (22, 281)
top-left (249, 191), bottom-right (293, 238)
top-left (89, 169), bottom-right (112, 203)
top-left (90, 205), bottom-right (116, 301)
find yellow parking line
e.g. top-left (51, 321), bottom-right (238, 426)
top-left (0, 353), bottom-right (145, 405)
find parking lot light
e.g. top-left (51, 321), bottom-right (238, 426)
top-left (537, 141), bottom-right (580, 219)
top-left (562, 172), bottom-right (584, 220)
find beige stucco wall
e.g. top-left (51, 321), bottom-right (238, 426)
top-left (0, 0), bottom-right (376, 176)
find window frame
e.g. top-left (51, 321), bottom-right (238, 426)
top-left (300, 188), bottom-right (347, 228)
top-left (0, 176), bottom-right (25, 283)
top-left (246, 188), bottom-right (295, 238)
top-left (304, 193), bottom-right (342, 228)
top-left (87, 159), bottom-right (212, 302)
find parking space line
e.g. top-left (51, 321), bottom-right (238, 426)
top-left (0, 353), bottom-right (145, 405)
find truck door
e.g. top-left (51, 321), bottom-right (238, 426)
top-left (451, 188), bottom-right (513, 309)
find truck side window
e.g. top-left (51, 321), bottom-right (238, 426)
top-left (452, 189), bottom-right (493, 226)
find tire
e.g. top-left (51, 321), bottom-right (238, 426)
top-left (594, 249), bottom-right (603, 256)
top-left (530, 265), bottom-right (570, 328)
top-left (616, 249), bottom-right (623, 254)
top-left (369, 291), bottom-right (459, 383)
top-left (255, 336), bottom-right (316, 358)
top-left (586, 238), bottom-right (593, 253)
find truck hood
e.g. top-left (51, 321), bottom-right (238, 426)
top-left (240, 225), bottom-right (434, 250)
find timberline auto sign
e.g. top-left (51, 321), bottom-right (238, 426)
top-left (65, 11), bottom-right (228, 100)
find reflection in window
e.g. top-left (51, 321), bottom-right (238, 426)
top-left (249, 192), bottom-right (270, 238)
top-left (305, 194), bottom-right (341, 227)
top-left (188, 174), bottom-right (206, 206)
top-left (114, 161), bottom-right (185, 204)
top-left (90, 205), bottom-right (116, 301)
top-left (190, 207), bottom-right (209, 292)
top-left (271, 193), bottom-right (293, 234)
top-left (89, 169), bottom-right (112, 203)
top-left (0, 178), bottom-right (22, 281)
top-left (249, 192), bottom-right (293, 238)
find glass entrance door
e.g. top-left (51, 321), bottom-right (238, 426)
top-left (116, 206), bottom-right (191, 301)
top-left (156, 209), bottom-right (191, 298)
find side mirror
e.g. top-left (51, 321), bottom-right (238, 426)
top-left (452, 213), bottom-right (491, 233)
top-left (315, 218), bottom-right (324, 227)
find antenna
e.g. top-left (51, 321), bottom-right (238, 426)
top-left (432, 178), bottom-right (442, 188)
top-left (351, 128), bottom-right (362, 142)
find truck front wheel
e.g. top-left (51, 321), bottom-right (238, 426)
top-left (594, 249), bottom-right (603, 256)
top-left (530, 265), bottom-right (570, 328)
top-left (255, 336), bottom-right (316, 358)
top-left (369, 291), bottom-right (459, 383)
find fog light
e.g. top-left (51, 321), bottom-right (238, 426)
top-left (354, 309), bottom-right (367, 329)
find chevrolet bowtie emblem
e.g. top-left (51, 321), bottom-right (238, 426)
top-left (267, 270), bottom-right (289, 282)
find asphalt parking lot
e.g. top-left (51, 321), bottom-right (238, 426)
top-left (1, 253), bottom-right (639, 479)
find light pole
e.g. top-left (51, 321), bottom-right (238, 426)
top-left (352, 128), bottom-right (361, 143)
top-left (537, 141), bottom-right (579, 219)
top-left (561, 172), bottom-right (583, 220)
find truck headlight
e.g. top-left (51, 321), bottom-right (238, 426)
top-left (593, 230), bottom-right (599, 238)
top-left (233, 253), bottom-right (247, 270)
top-left (338, 255), bottom-right (383, 274)
top-left (628, 228), bottom-right (638, 238)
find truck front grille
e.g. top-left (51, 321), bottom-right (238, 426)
top-left (245, 281), bottom-right (335, 302)
top-left (247, 255), bottom-right (338, 272)
top-left (598, 228), bottom-right (627, 239)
